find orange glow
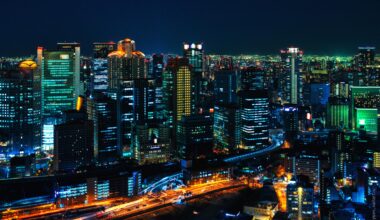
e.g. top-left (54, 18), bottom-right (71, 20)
top-left (209, 108), bottom-right (214, 113)
top-left (76, 96), bottom-right (84, 111)
top-left (108, 50), bottom-right (126, 58)
top-left (282, 140), bottom-right (291, 149)
top-left (19, 60), bottom-right (37, 70)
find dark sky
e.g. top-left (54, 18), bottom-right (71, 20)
top-left (1, 0), bottom-right (380, 56)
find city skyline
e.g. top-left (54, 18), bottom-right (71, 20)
top-left (1, 0), bottom-right (380, 56)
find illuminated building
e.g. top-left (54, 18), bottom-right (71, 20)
top-left (213, 103), bottom-right (240, 154)
top-left (133, 124), bottom-right (170, 165)
top-left (309, 83), bottom-right (330, 106)
top-left (0, 61), bottom-right (41, 153)
top-left (326, 97), bottom-right (349, 129)
top-left (286, 176), bottom-right (314, 219)
top-left (131, 78), bottom-right (170, 164)
top-left (92, 58), bottom-right (109, 92)
top-left (374, 152), bottom-right (380, 169)
top-left (183, 42), bottom-right (203, 108)
top-left (355, 108), bottom-right (378, 133)
top-left (53, 110), bottom-right (94, 173)
top-left (38, 46), bottom-right (80, 151)
top-left (280, 48), bottom-right (303, 105)
top-left (174, 58), bottom-right (193, 122)
top-left (353, 46), bottom-right (376, 69)
top-left (289, 154), bottom-right (320, 185)
top-left (56, 42), bottom-right (82, 98)
top-left (243, 201), bottom-right (278, 219)
top-left (177, 114), bottom-right (213, 161)
top-left (87, 92), bottom-right (118, 164)
top-left (238, 90), bottom-right (269, 151)
top-left (162, 58), bottom-right (193, 154)
top-left (214, 70), bottom-right (238, 104)
top-left (133, 79), bottom-right (155, 123)
top-left (107, 38), bottom-right (148, 158)
top-left (93, 42), bottom-right (116, 59)
top-left (152, 54), bottom-right (165, 120)
top-left (182, 161), bottom-right (232, 185)
top-left (350, 86), bottom-right (380, 130)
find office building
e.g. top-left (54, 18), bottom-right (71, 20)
top-left (183, 42), bottom-right (203, 108)
top-left (213, 103), bottom-right (240, 154)
top-left (53, 110), bottom-right (94, 173)
top-left (326, 97), bottom-right (350, 129)
top-left (87, 92), bottom-right (118, 164)
top-left (280, 48), bottom-right (303, 105)
top-left (238, 90), bottom-right (269, 151)
top-left (287, 176), bottom-right (314, 219)
top-left (177, 114), bottom-right (213, 160)
top-left (0, 60), bottom-right (41, 153)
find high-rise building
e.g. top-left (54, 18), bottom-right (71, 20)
top-left (326, 97), bottom-right (350, 129)
top-left (56, 42), bottom-right (82, 98)
top-left (280, 48), bottom-right (303, 105)
top-left (183, 42), bottom-right (203, 108)
top-left (353, 46), bottom-right (376, 69)
top-left (38, 46), bottom-right (81, 152)
top-left (0, 60), bottom-right (41, 153)
top-left (350, 86), bottom-right (380, 130)
top-left (53, 110), bottom-right (94, 173)
top-left (287, 176), bottom-right (314, 219)
top-left (87, 92), bottom-right (118, 164)
top-left (174, 58), bottom-right (193, 122)
top-left (107, 38), bottom-right (148, 158)
top-left (213, 103), bottom-right (240, 154)
top-left (93, 42), bottom-right (116, 59)
top-left (238, 90), bottom-right (269, 151)
top-left (38, 46), bottom-right (80, 119)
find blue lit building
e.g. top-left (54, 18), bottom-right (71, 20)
top-left (87, 92), bottom-right (118, 164)
top-left (0, 61), bottom-right (41, 155)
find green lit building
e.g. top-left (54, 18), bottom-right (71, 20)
top-left (38, 47), bottom-right (78, 118)
top-left (355, 108), bottom-right (378, 132)
top-left (326, 97), bottom-right (349, 129)
top-left (350, 86), bottom-right (380, 130)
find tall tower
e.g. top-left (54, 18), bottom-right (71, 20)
top-left (38, 46), bottom-right (80, 152)
top-left (107, 38), bottom-right (148, 158)
top-left (280, 47), bottom-right (303, 105)
top-left (0, 60), bottom-right (41, 153)
top-left (183, 43), bottom-right (204, 109)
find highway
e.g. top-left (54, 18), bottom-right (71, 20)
top-left (223, 130), bottom-right (284, 163)
top-left (75, 179), bottom-right (245, 220)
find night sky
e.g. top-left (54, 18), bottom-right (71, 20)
top-left (1, 0), bottom-right (380, 56)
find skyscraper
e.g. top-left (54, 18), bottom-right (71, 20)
top-left (280, 48), bottom-right (303, 105)
top-left (183, 42), bottom-right (203, 108)
top-left (0, 60), bottom-right (41, 153)
top-left (238, 90), bottom-right (270, 151)
top-left (37, 45), bottom-right (81, 152)
top-left (87, 92), bottom-right (118, 164)
top-left (107, 38), bottom-right (148, 158)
